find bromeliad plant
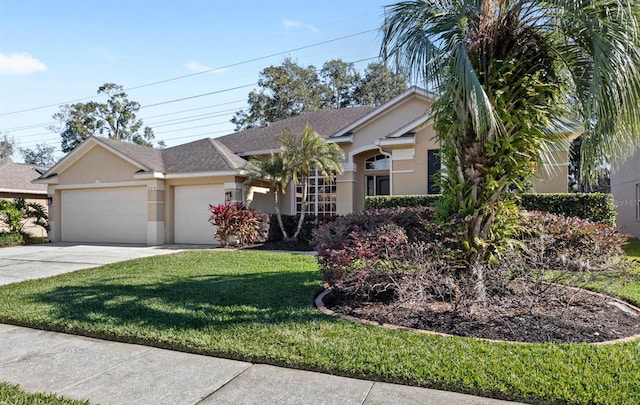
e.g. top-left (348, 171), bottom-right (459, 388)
top-left (382, 0), bottom-right (640, 302)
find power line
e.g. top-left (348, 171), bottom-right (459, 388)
top-left (140, 84), bottom-right (256, 108)
top-left (126, 29), bottom-right (378, 91)
top-left (0, 28), bottom-right (378, 117)
top-left (139, 99), bottom-right (245, 120)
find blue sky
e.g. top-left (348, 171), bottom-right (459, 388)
top-left (0, 0), bottom-right (397, 160)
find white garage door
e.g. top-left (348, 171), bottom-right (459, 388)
top-left (61, 188), bottom-right (147, 244)
top-left (174, 185), bottom-right (224, 244)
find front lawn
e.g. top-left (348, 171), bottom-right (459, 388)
top-left (0, 250), bottom-right (638, 404)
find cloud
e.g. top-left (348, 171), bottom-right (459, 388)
top-left (282, 19), bottom-right (318, 32)
top-left (0, 52), bottom-right (47, 75)
top-left (185, 61), bottom-right (226, 74)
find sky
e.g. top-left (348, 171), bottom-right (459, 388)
top-left (0, 0), bottom-right (399, 162)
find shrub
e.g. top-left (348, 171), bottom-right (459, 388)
top-left (365, 193), bottom-right (617, 224)
top-left (0, 232), bottom-right (25, 247)
top-left (521, 193), bottom-right (616, 225)
top-left (267, 214), bottom-right (335, 243)
top-left (208, 202), bottom-right (260, 247)
top-left (365, 194), bottom-right (441, 209)
top-left (316, 206), bottom-right (630, 310)
top-left (314, 206), bottom-right (462, 289)
top-left (0, 198), bottom-right (49, 235)
top-left (519, 211), bottom-right (629, 272)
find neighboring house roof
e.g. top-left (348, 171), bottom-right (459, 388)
top-left (217, 106), bottom-right (376, 156)
top-left (0, 162), bottom-right (48, 194)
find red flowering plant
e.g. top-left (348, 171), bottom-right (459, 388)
top-left (208, 202), bottom-right (260, 247)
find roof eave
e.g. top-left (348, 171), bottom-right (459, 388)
top-left (330, 85), bottom-right (435, 138)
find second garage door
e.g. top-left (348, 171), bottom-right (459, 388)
top-left (61, 187), bottom-right (147, 244)
top-left (174, 185), bottom-right (224, 244)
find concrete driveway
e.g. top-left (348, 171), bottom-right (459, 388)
top-left (0, 243), bottom-right (202, 286)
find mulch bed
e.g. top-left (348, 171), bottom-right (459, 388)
top-left (323, 281), bottom-right (640, 343)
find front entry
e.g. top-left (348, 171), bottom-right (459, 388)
top-left (366, 175), bottom-right (390, 196)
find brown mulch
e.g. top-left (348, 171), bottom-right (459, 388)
top-left (323, 282), bottom-right (640, 343)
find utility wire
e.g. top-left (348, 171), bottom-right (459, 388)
top-left (0, 29), bottom-right (377, 117)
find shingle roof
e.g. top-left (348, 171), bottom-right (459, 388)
top-left (47, 106), bottom-right (377, 177)
top-left (0, 162), bottom-right (48, 193)
top-left (217, 106), bottom-right (375, 155)
top-left (162, 138), bottom-right (247, 173)
top-left (97, 137), bottom-right (165, 172)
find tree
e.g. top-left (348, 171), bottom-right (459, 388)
top-left (232, 58), bottom-right (408, 131)
top-left (20, 143), bottom-right (56, 166)
top-left (0, 133), bottom-right (14, 163)
top-left (320, 59), bottom-right (360, 109)
top-left (231, 58), bottom-right (326, 130)
top-left (382, 0), bottom-right (640, 301)
top-left (355, 62), bottom-right (408, 106)
top-left (278, 125), bottom-right (344, 240)
top-left (52, 83), bottom-right (155, 153)
top-left (244, 153), bottom-right (292, 240)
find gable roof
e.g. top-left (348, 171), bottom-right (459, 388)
top-left (217, 106), bottom-right (375, 156)
top-left (331, 86), bottom-right (435, 139)
top-left (97, 137), bottom-right (165, 172)
top-left (0, 162), bottom-right (48, 194)
top-left (162, 138), bottom-right (246, 173)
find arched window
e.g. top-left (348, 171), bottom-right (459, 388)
top-left (365, 154), bottom-right (390, 171)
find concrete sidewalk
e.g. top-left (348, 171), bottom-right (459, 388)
top-left (0, 324), bottom-right (526, 405)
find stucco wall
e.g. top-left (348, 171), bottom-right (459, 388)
top-left (57, 146), bottom-right (140, 185)
top-left (611, 150), bottom-right (640, 238)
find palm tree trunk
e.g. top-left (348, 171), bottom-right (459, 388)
top-left (273, 189), bottom-right (290, 241)
top-left (292, 177), bottom-right (308, 240)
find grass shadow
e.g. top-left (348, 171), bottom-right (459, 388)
top-left (26, 270), bottom-right (328, 332)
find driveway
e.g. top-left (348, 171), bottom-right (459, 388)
top-left (0, 243), bottom-right (205, 286)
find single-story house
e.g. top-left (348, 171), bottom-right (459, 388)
top-left (0, 161), bottom-right (49, 237)
top-left (36, 86), bottom-right (579, 245)
top-left (611, 149), bottom-right (640, 237)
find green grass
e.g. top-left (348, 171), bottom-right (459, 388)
top-left (0, 382), bottom-right (91, 404)
top-left (582, 238), bottom-right (640, 303)
top-left (0, 250), bottom-right (638, 404)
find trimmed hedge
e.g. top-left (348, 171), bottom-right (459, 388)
top-left (365, 192), bottom-right (616, 225)
top-left (364, 194), bottom-right (441, 209)
top-left (521, 193), bottom-right (616, 225)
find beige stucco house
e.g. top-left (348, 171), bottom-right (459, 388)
top-left (611, 150), bottom-right (640, 237)
top-left (0, 162), bottom-right (49, 238)
top-left (36, 86), bottom-right (576, 245)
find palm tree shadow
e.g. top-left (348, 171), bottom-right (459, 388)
top-left (31, 271), bottom-right (329, 331)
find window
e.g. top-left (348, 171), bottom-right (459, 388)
top-left (427, 149), bottom-right (441, 194)
top-left (224, 187), bottom-right (243, 202)
top-left (365, 154), bottom-right (390, 171)
top-left (366, 175), bottom-right (390, 196)
top-left (295, 170), bottom-right (337, 216)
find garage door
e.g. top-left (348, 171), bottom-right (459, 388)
top-left (61, 188), bottom-right (147, 244)
top-left (174, 185), bottom-right (224, 244)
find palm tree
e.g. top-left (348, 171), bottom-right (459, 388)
top-left (278, 124), bottom-right (344, 240)
top-left (381, 0), bottom-right (640, 301)
top-left (244, 153), bottom-right (292, 240)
